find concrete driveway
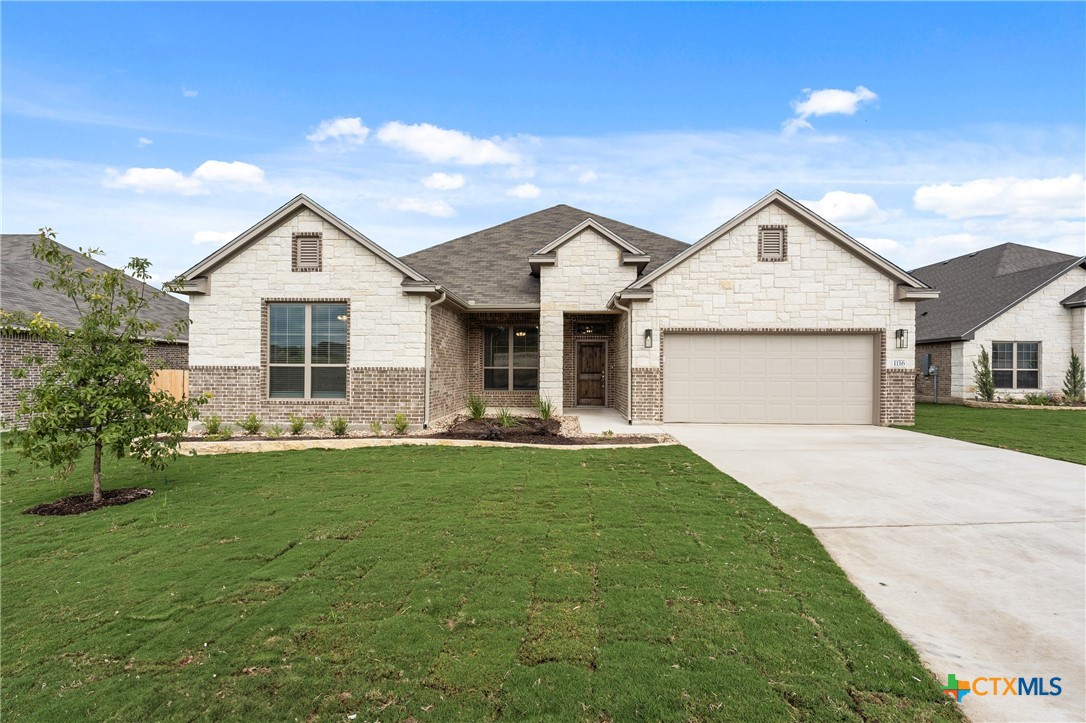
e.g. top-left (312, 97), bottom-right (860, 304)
top-left (663, 424), bottom-right (1085, 723)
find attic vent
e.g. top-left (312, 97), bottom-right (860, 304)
top-left (758, 225), bottom-right (787, 262)
top-left (293, 232), bottom-right (322, 272)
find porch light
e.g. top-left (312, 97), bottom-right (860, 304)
top-left (895, 329), bottom-right (909, 349)
top-left (644, 328), bottom-right (653, 348)
top-left (515, 330), bottom-right (527, 337)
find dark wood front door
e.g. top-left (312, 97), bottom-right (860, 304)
top-left (577, 342), bottom-right (606, 406)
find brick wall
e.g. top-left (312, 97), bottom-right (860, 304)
top-left (429, 303), bottom-right (470, 421)
top-left (914, 342), bottom-right (952, 401)
top-left (880, 368), bottom-right (915, 425)
top-left (466, 312), bottom-right (541, 408)
top-left (631, 367), bottom-right (662, 423)
top-left (613, 312), bottom-right (629, 418)
top-left (145, 342), bottom-right (189, 370)
top-left (562, 314), bottom-right (617, 409)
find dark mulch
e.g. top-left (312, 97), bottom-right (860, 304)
top-left (428, 417), bottom-right (661, 445)
top-left (24, 487), bottom-right (154, 516)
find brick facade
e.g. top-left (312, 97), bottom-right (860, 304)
top-left (429, 302), bottom-right (470, 421)
top-left (630, 367), bottom-right (662, 423)
top-left (562, 314), bottom-right (617, 409)
top-left (613, 312), bottom-right (630, 418)
top-left (880, 368), bottom-right (915, 426)
top-left (466, 312), bottom-right (541, 408)
top-left (914, 342), bottom-right (953, 402)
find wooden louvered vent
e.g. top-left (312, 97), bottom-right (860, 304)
top-left (758, 226), bottom-right (787, 262)
top-left (293, 233), bottom-right (322, 272)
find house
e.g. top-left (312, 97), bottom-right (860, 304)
top-left (178, 190), bottom-right (935, 427)
top-left (0, 234), bottom-right (190, 419)
top-left (911, 243), bottom-right (1086, 401)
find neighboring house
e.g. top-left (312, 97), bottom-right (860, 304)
top-left (0, 234), bottom-right (190, 419)
top-left (911, 243), bottom-right (1086, 401)
top-left (178, 190), bottom-right (935, 427)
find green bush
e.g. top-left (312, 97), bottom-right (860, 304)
top-left (535, 396), bottom-right (554, 421)
top-left (215, 424), bottom-right (233, 440)
top-left (370, 420), bottom-right (383, 435)
top-left (1064, 349), bottom-right (1085, 402)
top-left (331, 417), bottom-right (349, 437)
top-left (467, 393), bottom-right (487, 421)
top-left (205, 415), bottom-right (223, 435)
top-left (496, 407), bottom-right (520, 428)
top-left (266, 424), bottom-right (284, 439)
top-left (238, 414), bottom-right (263, 435)
top-left (1023, 392), bottom-right (1055, 406)
top-left (289, 414), bottom-right (306, 435)
top-left (311, 414), bottom-right (327, 430)
top-left (973, 347), bottom-right (995, 402)
top-left (393, 413), bottom-right (409, 435)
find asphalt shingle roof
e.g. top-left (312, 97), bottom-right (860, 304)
top-left (401, 205), bottom-right (689, 306)
top-left (911, 242), bottom-right (1084, 342)
top-left (1061, 285), bottom-right (1086, 308)
top-left (1, 234), bottom-right (190, 341)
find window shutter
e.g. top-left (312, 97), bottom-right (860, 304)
top-left (759, 226), bottom-right (786, 261)
top-left (293, 233), bottom-right (322, 271)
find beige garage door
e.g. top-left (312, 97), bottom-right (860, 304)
top-left (663, 333), bottom-right (876, 424)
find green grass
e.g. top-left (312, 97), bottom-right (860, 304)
top-left (904, 403), bottom-right (1086, 465)
top-left (1, 445), bottom-right (961, 721)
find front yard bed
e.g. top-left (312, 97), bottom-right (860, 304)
top-left (1, 446), bottom-right (960, 721)
top-left (903, 402), bottom-right (1086, 464)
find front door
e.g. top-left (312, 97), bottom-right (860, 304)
top-left (577, 342), bottom-right (606, 406)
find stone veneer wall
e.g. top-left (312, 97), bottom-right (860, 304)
top-left (429, 303), bottom-right (470, 421)
top-left (466, 312), bottom-right (541, 408)
top-left (613, 312), bottom-right (630, 419)
top-left (914, 342), bottom-right (953, 401)
top-left (562, 314), bottom-right (617, 409)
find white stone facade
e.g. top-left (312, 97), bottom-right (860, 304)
top-left (950, 266), bottom-right (1086, 399)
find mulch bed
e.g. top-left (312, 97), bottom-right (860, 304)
top-left (24, 487), bottom-right (154, 516)
top-left (426, 417), bottom-right (660, 446)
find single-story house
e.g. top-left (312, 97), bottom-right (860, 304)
top-left (0, 234), bottom-right (190, 420)
top-left (178, 190), bottom-right (935, 427)
top-left (911, 243), bottom-right (1086, 401)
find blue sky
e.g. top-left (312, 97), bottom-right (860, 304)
top-left (3, 2), bottom-right (1084, 285)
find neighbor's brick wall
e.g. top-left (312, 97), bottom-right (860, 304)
top-left (915, 342), bottom-right (953, 401)
top-left (429, 303), bottom-right (470, 421)
top-left (466, 312), bottom-right (541, 408)
top-left (562, 314), bottom-right (617, 409)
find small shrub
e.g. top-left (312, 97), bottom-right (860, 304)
top-left (215, 424), bottom-right (233, 440)
top-left (238, 414), bottom-right (263, 435)
top-left (205, 415), bottom-right (223, 435)
top-left (311, 414), bottom-right (327, 430)
top-left (370, 420), bottom-right (383, 436)
top-left (1023, 392), bottom-right (1054, 406)
top-left (289, 414), bottom-right (306, 435)
top-left (467, 393), bottom-right (487, 421)
top-left (600, 429), bottom-right (615, 438)
top-left (973, 347), bottom-right (995, 402)
top-left (1064, 349), bottom-right (1085, 402)
top-left (331, 417), bottom-right (349, 437)
top-left (535, 396), bottom-right (554, 421)
top-left (266, 424), bottom-right (284, 439)
top-left (393, 413), bottom-right (409, 435)
top-left (496, 407), bottom-right (520, 428)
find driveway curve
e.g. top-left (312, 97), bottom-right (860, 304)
top-left (664, 424), bottom-right (1085, 723)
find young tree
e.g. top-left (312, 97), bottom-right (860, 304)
top-left (972, 347), bottom-right (996, 402)
top-left (9, 230), bottom-right (205, 502)
top-left (1064, 349), bottom-right (1085, 402)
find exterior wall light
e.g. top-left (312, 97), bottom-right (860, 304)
top-left (644, 329), bottom-right (653, 348)
top-left (895, 328), bottom-right (909, 349)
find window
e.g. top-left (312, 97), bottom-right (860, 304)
top-left (292, 232), bottom-right (322, 272)
top-left (758, 225), bottom-right (787, 262)
top-left (575, 323), bottom-right (603, 336)
top-left (268, 302), bottom-right (347, 398)
top-left (484, 325), bottom-right (539, 390)
top-left (992, 341), bottom-right (1039, 389)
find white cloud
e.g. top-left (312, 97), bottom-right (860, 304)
top-left (802, 191), bottom-right (887, 224)
top-left (385, 197), bottom-right (456, 217)
top-left (856, 237), bottom-right (903, 256)
top-left (376, 121), bottom-right (521, 165)
top-left (506, 183), bottom-right (541, 199)
top-left (784, 86), bottom-right (877, 135)
top-left (182, 88), bottom-right (198, 98)
top-left (913, 174), bottom-right (1086, 219)
top-left (306, 117), bottom-right (370, 147)
top-left (104, 160), bottom-right (264, 195)
top-left (578, 170), bottom-right (598, 184)
top-left (191, 230), bottom-right (237, 245)
top-left (137, 137), bottom-right (153, 147)
top-left (421, 172), bottom-right (466, 190)
top-left (191, 160), bottom-right (265, 185)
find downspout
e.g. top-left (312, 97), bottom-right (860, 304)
top-left (613, 297), bottom-right (634, 425)
top-left (424, 291), bottom-right (448, 429)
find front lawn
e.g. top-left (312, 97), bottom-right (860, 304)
top-left (1, 445), bottom-right (959, 721)
top-left (906, 403), bottom-right (1086, 465)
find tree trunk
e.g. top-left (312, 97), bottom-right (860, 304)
top-left (92, 438), bottom-right (103, 503)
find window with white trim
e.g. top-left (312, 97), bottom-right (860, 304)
top-left (268, 302), bottom-right (347, 398)
top-left (991, 341), bottom-right (1039, 389)
top-left (758, 225), bottom-right (787, 262)
top-left (292, 232), bottom-right (322, 272)
top-left (483, 325), bottom-right (539, 390)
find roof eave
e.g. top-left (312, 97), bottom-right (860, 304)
top-left (896, 286), bottom-right (940, 301)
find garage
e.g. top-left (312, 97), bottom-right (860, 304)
top-left (663, 333), bottom-right (877, 424)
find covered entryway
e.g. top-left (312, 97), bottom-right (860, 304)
top-left (663, 333), bottom-right (876, 424)
top-left (576, 341), bottom-right (606, 406)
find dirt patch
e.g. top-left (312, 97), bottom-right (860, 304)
top-left (24, 487), bottom-right (154, 516)
top-left (426, 416), bottom-right (660, 446)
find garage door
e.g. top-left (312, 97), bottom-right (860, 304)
top-left (663, 333), bottom-right (876, 424)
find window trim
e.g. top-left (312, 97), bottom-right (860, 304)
top-left (483, 324), bottom-right (540, 391)
top-left (292, 232), bottom-right (322, 272)
top-left (267, 301), bottom-right (348, 399)
top-left (758, 225), bottom-right (788, 262)
top-left (991, 341), bottom-right (1040, 390)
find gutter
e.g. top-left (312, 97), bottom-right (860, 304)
top-left (424, 291), bottom-right (448, 429)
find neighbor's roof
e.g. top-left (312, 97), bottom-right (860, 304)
top-left (401, 204), bottom-right (689, 306)
top-left (1, 234), bottom-right (190, 341)
top-left (911, 242), bottom-right (1085, 343)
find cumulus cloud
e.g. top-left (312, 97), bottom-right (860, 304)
top-left (783, 86), bottom-right (877, 135)
top-left (385, 197), bottom-right (456, 217)
top-left (802, 191), bottom-right (887, 224)
top-left (913, 174), bottom-right (1086, 219)
top-left (856, 237), bottom-right (903, 256)
top-left (506, 183), bottom-right (541, 199)
top-left (182, 88), bottom-right (198, 98)
top-left (191, 230), bottom-right (237, 245)
top-left (104, 160), bottom-right (264, 195)
top-left (578, 170), bottom-right (598, 184)
top-left (376, 121), bottom-right (521, 165)
top-left (306, 117), bottom-right (370, 147)
top-left (421, 172), bottom-right (466, 190)
top-left (137, 137), bottom-right (153, 147)
top-left (191, 160), bottom-right (265, 185)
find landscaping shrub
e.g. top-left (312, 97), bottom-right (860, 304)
top-left (496, 407), bottom-right (520, 428)
top-left (467, 393), bottom-right (487, 421)
top-left (289, 414), bottom-right (306, 435)
top-left (393, 413), bottom-right (409, 435)
top-left (330, 417), bottom-right (349, 436)
top-left (266, 424), bottom-right (284, 439)
top-left (973, 347), bottom-right (995, 402)
top-left (205, 415), bottom-right (223, 435)
top-left (1064, 349), bottom-right (1085, 402)
top-left (535, 396), bottom-right (554, 421)
top-left (311, 414), bottom-right (327, 430)
top-left (216, 424), bottom-right (233, 440)
top-left (1023, 392), bottom-right (1056, 406)
top-left (238, 414), bottom-right (263, 435)
top-left (370, 420), bottom-right (383, 435)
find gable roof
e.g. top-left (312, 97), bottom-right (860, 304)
top-left (1, 234), bottom-right (190, 341)
top-left (401, 204), bottom-right (688, 306)
top-left (629, 189), bottom-right (930, 292)
top-left (911, 243), bottom-right (1085, 343)
top-left (1061, 285), bottom-right (1086, 309)
top-left (179, 194), bottom-right (428, 289)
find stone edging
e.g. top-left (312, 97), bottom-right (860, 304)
top-left (179, 437), bottom-right (678, 456)
top-left (963, 400), bottom-right (1086, 411)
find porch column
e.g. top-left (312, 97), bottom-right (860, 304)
top-left (539, 307), bottom-right (564, 415)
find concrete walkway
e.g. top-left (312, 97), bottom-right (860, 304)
top-left (663, 424), bottom-right (1085, 723)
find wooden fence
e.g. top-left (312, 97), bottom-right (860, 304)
top-left (152, 370), bottom-right (189, 400)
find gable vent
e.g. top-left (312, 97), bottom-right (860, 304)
top-left (293, 232), bottom-right (322, 272)
top-left (758, 225), bottom-right (787, 262)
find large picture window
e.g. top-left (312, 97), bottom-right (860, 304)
top-left (991, 341), bottom-right (1039, 389)
top-left (269, 302), bottom-right (348, 398)
top-left (484, 325), bottom-right (539, 390)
